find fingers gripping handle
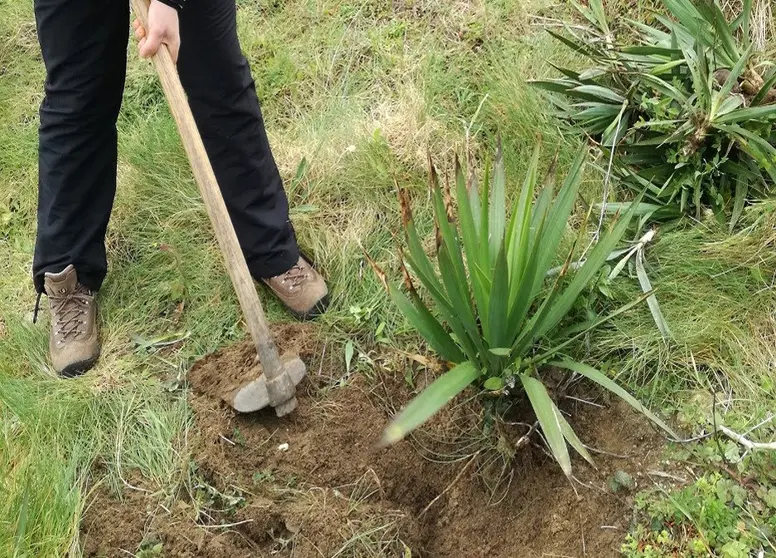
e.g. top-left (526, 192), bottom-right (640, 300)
top-left (129, 0), bottom-right (296, 414)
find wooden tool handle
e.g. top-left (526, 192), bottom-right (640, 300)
top-left (130, 0), bottom-right (285, 383)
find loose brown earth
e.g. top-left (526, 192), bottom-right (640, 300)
top-left (81, 323), bottom-right (669, 557)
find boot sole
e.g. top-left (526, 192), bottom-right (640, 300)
top-left (59, 355), bottom-right (99, 378)
top-left (286, 293), bottom-right (330, 322)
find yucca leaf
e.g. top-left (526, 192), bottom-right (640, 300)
top-left (402, 237), bottom-right (453, 314)
top-left (661, 0), bottom-right (704, 35)
top-left (529, 79), bottom-right (581, 96)
top-left (629, 133), bottom-right (680, 147)
top-left (550, 360), bottom-right (678, 439)
top-left (634, 248), bottom-right (671, 340)
top-left (505, 143), bottom-right (540, 254)
top-left (654, 14), bottom-right (696, 51)
top-left (488, 140), bottom-right (507, 267)
top-left (547, 29), bottom-right (591, 56)
top-left (557, 408), bottom-right (595, 467)
top-left (649, 58), bottom-right (686, 75)
top-left (530, 158), bottom-right (557, 239)
top-left (619, 170), bottom-right (665, 196)
top-left (487, 245), bottom-right (510, 349)
top-left (714, 95), bottom-right (745, 118)
top-left (399, 240), bottom-right (477, 362)
top-left (581, 115), bottom-right (621, 135)
top-left (521, 374), bottom-right (571, 476)
top-left (531, 146), bottom-right (587, 298)
top-left (456, 157), bottom-right (489, 323)
top-left (621, 45), bottom-right (679, 56)
top-left (692, 0), bottom-right (740, 62)
top-left (479, 153), bottom-right (491, 271)
top-left (529, 290), bottom-right (651, 365)
top-left (638, 73), bottom-right (689, 104)
top-left (601, 103), bottom-right (630, 147)
top-left (627, 18), bottom-right (671, 42)
top-left (507, 209), bottom-right (549, 341)
top-left (548, 62), bottom-right (583, 81)
top-left (680, 185), bottom-right (689, 214)
top-left (573, 0), bottom-right (608, 32)
top-left (382, 361), bottom-right (480, 445)
top-left (578, 68), bottom-right (607, 81)
top-left (431, 170), bottom-right (469, 293)
top-left (399, 187), bottom-right (448, 301)
top-left (467, 155), bottom-right (482, 229)
top-left (513, 214), bottom-right (589, 357)
top-left (693, 40), bottom-right (711, 101)
top-left (573, 102), bottom-right (624, 117)
top-left (571, 85), bottom-right (626, 103)
top-left (430, 167), bottom-right (484, 362)
top-left (435, 247), bottom-right (482, 363)
top-left (714, 104), bottom-right (776, 124)
top-left (506, 144), bottom-right (540, 306)
top-left (633, 119), bottom-right (684, 129)
top-left (731, 0), bottom-right (752, 37)
top-left (608, 244), bottom-right (638, 279)
top-left (394, 203), bottom-right (472, 344)
top-left (535, 194), bottom-right (640, 338)
top-left (676, 38), bottom-right (709, 107)
top-left (717, 123), bottom-right (776, 182)
top-left (387, 284), bottom-right (464, 364)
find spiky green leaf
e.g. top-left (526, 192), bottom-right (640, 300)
top-left (488, 141), bottom-right (507, 266)
top-left (557, 408), bottom-right (595, 467)
top-left (550, 360), bottom-right (678, 439)
top-left (521, 374), bottom-right (571, 476)
top-left (387, 285), bottom-right (464, 363)
top-left (382, 361), bottom-right (480, 445)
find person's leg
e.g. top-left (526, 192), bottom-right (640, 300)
top-left (32, 0), bottom-right (129, 294)
top-left (176, 0), bottom-right (298, 280)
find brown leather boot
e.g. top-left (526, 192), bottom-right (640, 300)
top-left (43, 265), bottom-right (100, 377)
top-left (262, 256), bottom-right (329, 320)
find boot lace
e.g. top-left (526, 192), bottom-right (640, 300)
top-left (280, 264), bottom-right (309, 291)
top-left (47, 286), bottom-right (93, 343)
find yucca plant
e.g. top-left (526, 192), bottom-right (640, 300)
top-left (369, 142), bottom-right (677, 476)
top-left (531, 0), bottom-right (776, 229)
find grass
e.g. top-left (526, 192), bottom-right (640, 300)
top-left (1, 0), bottom-right (775, 556)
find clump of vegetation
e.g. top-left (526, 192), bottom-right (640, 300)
top-left (622, 472), bottom-right (776, 557)
top-left (369, 141), bottom-right (676, 476)
top-left (532, 0), bottom-right (776, 228)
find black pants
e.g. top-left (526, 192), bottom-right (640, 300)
top-left (32, 0), bottom-right (299, 293)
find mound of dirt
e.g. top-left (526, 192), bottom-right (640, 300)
top-left (82, 323), bottom-right (669, 557)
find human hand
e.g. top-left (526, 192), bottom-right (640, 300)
top-left (133, 0), bottom-right (180, 63)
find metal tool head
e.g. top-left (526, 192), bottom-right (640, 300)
top-left (229, 352), bottom-right (307, 416)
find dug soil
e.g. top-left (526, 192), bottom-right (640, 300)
top-left (82, 323), bottom-right (670, 558)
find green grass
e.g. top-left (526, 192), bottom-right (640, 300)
top-left (1, 0), bottom-right (776, 556)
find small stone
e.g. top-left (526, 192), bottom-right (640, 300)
top-left (278, 442), bottom-right (289, 452)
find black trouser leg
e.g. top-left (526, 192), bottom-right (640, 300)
top-left (32, 0), bottom-right (128, 293)
top-left (177, 0), bottom-right (299, 279)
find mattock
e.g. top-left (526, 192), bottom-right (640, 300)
top-left (130, 0), bottom-right (305, 416)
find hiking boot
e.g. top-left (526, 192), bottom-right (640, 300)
top-left (42, 265), bottom-right (100, 377)
top-left (262, 256), bottom-right (329, 320)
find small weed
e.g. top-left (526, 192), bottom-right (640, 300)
top-left (232, 427), bottom-right (246, 447)
top-left (136, 538), bottom-right (164, 558)
top-left (252, 469), bottom-right (276, 484)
